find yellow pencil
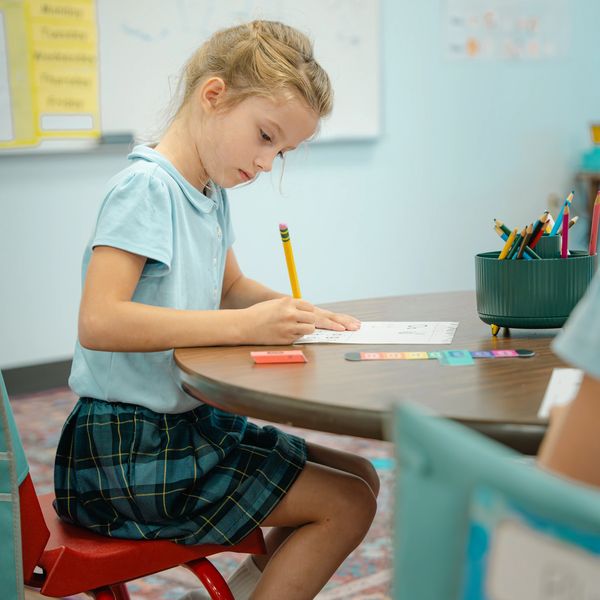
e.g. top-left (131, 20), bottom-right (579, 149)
top-left (492, 226), bottom-right (516, 336)
top-left (279, 223), bottom-right (301, 298)
top-left (498, 228), bottom-right (517, 260)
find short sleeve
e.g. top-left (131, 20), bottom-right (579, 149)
top-left (553, 271), bottom-right (600, 380)
top-left (93, 170), bottom-right (173, 275)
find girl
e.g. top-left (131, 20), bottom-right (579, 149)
top-left (54, 20), bottom-right (379, 600)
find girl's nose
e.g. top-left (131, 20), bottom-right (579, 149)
top-left (255, 151), bottom-right (278, 173)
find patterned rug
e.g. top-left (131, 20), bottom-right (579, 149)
top-left (12, 388), bottom-right (394, 599)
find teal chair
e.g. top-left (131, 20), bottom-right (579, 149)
top-left (0, 371), bottom-right (28, 599)
top-left (393, 403), bottom-right (600, 600)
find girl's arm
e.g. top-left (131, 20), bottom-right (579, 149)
top-left (220, 247), bottom-right (286, 307)
top-left (79, 246), bottom-right (317, 351)
top-left (220, 249), bottom-right (361, 331)
top-left (537, 373), bottom-right (600, 487)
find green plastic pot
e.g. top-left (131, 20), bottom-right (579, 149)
top-left (475, 250), bottom-right (597, 328)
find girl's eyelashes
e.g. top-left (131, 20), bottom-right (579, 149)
top-left (260, 129), bottom-right (284, 158)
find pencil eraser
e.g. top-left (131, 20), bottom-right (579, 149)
top-left (251, 350), bottom-right (307, 364)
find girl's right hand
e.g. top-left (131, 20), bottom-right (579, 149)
top-left (242, 297), bottom-right (316, 345)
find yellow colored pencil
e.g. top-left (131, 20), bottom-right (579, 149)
top-left (498, 228), bottom-right (517, 260)
top-left (279, 223), bottom-right (301, 299)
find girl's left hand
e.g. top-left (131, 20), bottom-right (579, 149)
top-left (313, 307), bottom-right (361, 332)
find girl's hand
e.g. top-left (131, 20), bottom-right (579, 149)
top-left (313, 306), bottom-right (361, 332)
top-left (242, 297), bottom-right (317, 345)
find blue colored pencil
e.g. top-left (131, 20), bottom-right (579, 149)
top-left (549, 191), bottom-right (574, 236)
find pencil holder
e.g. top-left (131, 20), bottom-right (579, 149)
top-left (532, 235), bottom-right (561, 259)
top-left (475, 250), bottom-right (597, 328)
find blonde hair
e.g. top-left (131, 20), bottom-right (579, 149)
top-left (175, 20), bottom-right (333, 118)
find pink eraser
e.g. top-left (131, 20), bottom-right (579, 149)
top-left (279, 223), bottom-right (288, 231)
top-left (251, 350), bottom-right (307, 364)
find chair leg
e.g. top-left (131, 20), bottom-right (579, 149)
top-left (110, 583), bottom-right (131, 600)
top-left (185, 557), bottom-right (235, 600)
top-left (92, 587), bottom-right (117, 600)
top-left (92, 583), bottom-right (130, 600)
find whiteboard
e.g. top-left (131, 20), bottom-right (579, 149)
top-left (96, 0), bottom-right (381, 143)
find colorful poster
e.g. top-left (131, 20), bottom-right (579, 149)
top-left (445, 0), bottom-right (569, 61)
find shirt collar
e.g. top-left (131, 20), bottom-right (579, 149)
top-left (128, 145), bottom-right (219, 213)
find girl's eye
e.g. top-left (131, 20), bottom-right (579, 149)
top-left (260, 130), bottom-right (272, 143)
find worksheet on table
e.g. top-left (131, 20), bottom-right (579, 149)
top-left (295, 322), bottom-right (459, 345)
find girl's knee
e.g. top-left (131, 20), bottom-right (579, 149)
top-left (356, 456), bottom-right (380, 497)
top-left (326, 475), bottom-right (377, 539)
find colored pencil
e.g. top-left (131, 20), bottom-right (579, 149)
top-left (561, 205), bottom-right (569, 258)
top-left (528, 211), bottom-right (549, 249)
top-left (279, 223), bottom-right (302, 298)
top-left (557, 215), bottom-right (579, 234)
top-left (516, 223), bottom-right (533, 260)
top-left (507, 228), bottom-right (525, 260)
top-left (494, 222), bottom-right (539, 259)
top-left (498, 228), bottom-right (517, 260)
top-left (550, 190), bottom-right (574, 236)
top-left (545, 214), bottom-right (555, 234)
top-left (589, 191), bottom-right (600, 256)
top-left (494, 219), bottom-right (511, 237)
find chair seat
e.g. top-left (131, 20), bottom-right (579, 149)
top-left (36, 493), bottom-right (265, 597)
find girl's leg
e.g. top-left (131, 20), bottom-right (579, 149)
top-left (250, 461), bottom-right (377, 600)
top-left (252, 442), bottom-right (380, 572)
top-left (306, 442), bottom-right (381, 497)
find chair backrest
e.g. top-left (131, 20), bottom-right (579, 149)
top-left (0, 371), bottom-right (27, 599)
top-left (393, 403), bottom-right (600, 600)
top-left (0, 371), bottom-right (50, 586)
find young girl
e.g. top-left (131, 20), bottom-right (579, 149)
top-left (54, 20), bottom-right (379, 600)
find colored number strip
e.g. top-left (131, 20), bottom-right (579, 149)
top-left (344, 349), bottom-right (534, 361)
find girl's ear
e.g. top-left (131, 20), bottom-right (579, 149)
top-left (199, 77), bottom-right (227, 111)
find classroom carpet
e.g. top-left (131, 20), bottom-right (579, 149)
top-left (13, 387), bottom-right (394, 600)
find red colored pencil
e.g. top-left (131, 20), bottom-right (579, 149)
top-left (529, 212), bottom-right (549, 249)
top-left (561, 205), bottom-right (570, 258)
top-left (589, 191), bottom-right (600, 256)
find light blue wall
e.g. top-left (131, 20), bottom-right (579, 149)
top-left (1, 1), bottom-right (599, 368)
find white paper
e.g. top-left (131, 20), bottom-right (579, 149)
top-left (537, 368), bottom-right (584, 418)
top-left (295, 321), bottom-right (459, 345)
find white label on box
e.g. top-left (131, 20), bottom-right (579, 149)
top-left (486, 519), bottom-right (600, 599)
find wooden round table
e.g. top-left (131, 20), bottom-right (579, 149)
top-left (174, 292), bottom-right (567, 453)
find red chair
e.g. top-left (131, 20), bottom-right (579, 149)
top-left (20, 468), bottom-right (265, 600)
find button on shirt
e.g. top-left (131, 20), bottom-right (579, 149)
top-left (69, 145), bottom-right (235, 413)
top-left (553, 270), bottom-right (600, 380)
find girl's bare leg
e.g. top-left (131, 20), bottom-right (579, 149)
top-left (252, 442), bottom-right (380, 572)
top-left (306, 442), bottom-right (380, 497)
top-left (249, 461), bottom-right (377, 600)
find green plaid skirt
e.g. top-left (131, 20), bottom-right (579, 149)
top-left (54, 397), bottom-right (306, 545)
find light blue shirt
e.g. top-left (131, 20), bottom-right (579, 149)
top-left (69, 145), bottom-right (235, 413)
top-left (553, 269), bottom-right (600, 380)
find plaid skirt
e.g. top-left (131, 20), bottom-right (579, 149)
top-left (54, 397), bottom-right (306, 545)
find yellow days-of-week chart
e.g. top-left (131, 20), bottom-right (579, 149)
top-left (0, 0), bottom-right (100, 149)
